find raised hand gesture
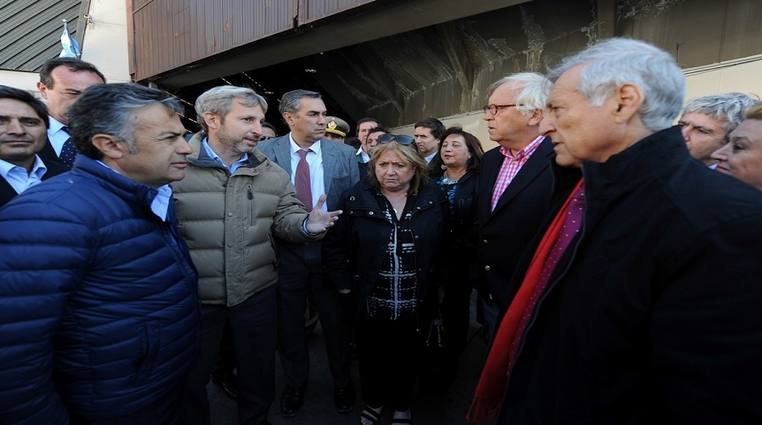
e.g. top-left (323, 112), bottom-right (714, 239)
top-left (306, 194), bottom-right (342, 234)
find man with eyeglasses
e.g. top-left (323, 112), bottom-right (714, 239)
top-left (476, 72), bottom-right (556, 337)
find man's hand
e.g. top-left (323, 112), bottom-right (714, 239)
top-left (306, 194), bottom-right (342, 234)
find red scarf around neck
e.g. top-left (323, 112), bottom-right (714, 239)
top-left (467, 179), bottom-right (584, 424)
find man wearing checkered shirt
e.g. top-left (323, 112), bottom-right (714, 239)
top-left (476, 72), bottom-right (556, 337)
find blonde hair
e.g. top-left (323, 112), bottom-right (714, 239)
top-left (368, 142), bottom-right (429, 196)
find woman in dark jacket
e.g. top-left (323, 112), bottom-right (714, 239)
top-left (424, 127), bottom-right (484, 390)
top-left (324, 135), bottom-right (447, 425)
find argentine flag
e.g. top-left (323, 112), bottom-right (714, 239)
top-left (59, 19), bottom-right (81, 58)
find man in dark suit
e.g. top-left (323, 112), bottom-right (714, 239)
top-left (477, 73), bottom-right (555, 336)
top-left (36, 57), bottom-right (105, 169)
top-left (354, 117), bottom-right (380, 159)
top-left (0, 85), bottom-right (67, 207)
top-left (257, 90), bottom-right (360, 418)
top-left (414, 117), bottom-right (445, 176)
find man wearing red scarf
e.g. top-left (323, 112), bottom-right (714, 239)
top-left (469, 38), bottom-right (762, 425)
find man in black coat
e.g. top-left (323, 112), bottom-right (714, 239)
top-left (36, 57), bottom-right (105, 169)
top-left (413, 117), bottom-right (445, 176)
top-left (0, 85), bottom-right (67, 207)
top-left (498, 38), bottom-right (762, 425)
top-left (476, 72), bottom-right (555, 333)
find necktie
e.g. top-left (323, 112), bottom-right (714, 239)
top-left (295, 149), bottom-right (313, 211)
top-left (60, 126), bottom-right (78, 168)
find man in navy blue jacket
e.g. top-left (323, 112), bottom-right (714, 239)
top-left (0, 83), bottom-right (199, 425)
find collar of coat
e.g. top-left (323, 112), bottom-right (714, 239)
top-left (186, 132), bottom-right (265, 171)
top-left (71, 154), bottom-right (160, 217)
top-left (582, 126), bottom-right (687, 202)
top-left (344, 180), bottom-right (444, 219)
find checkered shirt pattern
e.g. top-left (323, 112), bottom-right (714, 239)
top-left (490, 135), bottom-right (545, 212)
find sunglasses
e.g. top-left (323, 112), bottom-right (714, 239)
top-left (377, 134), bottom-right (415, 146)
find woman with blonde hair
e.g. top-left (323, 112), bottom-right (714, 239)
top-left (324, 135), bottom-right (447, 425)
top-left (711, 103), bottom-right (762, 190)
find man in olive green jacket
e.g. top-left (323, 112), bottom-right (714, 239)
top-left (174, 86), bottom-right (340, 425)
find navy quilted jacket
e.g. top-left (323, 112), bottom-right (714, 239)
top-left (0, 156), bottom-right (200, 424)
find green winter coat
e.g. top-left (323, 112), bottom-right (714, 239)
top-left (172, 134), bottom-right (320, 306)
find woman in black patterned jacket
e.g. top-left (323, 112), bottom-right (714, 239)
top-left (324, 135), bottom-right (447, 425)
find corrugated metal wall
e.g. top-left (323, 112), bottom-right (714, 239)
top-left (297, 0), bottom-right (374, 25)
top-left (132, 1), bottom-right (376, 80)
top-left (133, 0), bottom-right (296, 80)
top-left (0, 0), bottom-right (86, 72)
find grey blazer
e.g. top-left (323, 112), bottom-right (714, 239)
top-left (257, 134), bottom-right (360, 210)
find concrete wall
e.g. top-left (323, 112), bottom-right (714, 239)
top-left (80, 0), bottom-right (130, 83)
top-left (392, 54), bottom-right (762, 152)
top-left (684, 55), bottom-right (762, 100)
top-left (0, 70), bottom-right (39, 93)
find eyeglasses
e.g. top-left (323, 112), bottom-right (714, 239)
top-left (482, 104), bottom-right (524, 115)
top-left (378, 134), bottom-right (415, 146)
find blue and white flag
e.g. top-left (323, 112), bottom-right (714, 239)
top-left (59, 19), bottom-right (81, 58)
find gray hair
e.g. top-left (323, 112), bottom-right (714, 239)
top-left (279, 89), bottom-right (321, 114)
top-left (487, 72), bottom-right (551, 117)
top-left (195, 85), bottom-right (268, 131)
top-left (683, 92), bottom-right (759, 134)
top-left (548, 38), bottom-right (685, 131)
top-left (68, 83), bottom-right (183, 159)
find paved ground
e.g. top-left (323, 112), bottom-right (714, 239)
top-left (208, 300), bottom-right (489, 425)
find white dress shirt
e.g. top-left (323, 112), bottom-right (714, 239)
top-left (289, 134), bottom-right (327, 212)
top-left (356, 147), bottom-right (370, 163)
top-left (0, 156), bottom-right (48, 194)
top-left (47, 116), bottom-right (70, 156)
top-left (424, 151), bottom-right (438, 164)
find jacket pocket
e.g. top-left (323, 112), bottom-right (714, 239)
top-left (134, 322), bottom-right (161, 384)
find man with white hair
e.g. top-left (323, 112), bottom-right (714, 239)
top-left (477, 72), bottom-right (555, 331)
top-left (678, 92), bottom-right (758, 166)
top-left (468, 38), bottom-right (762, 425)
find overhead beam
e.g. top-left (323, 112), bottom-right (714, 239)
top-left (148, 0), bottom-right (530, 88)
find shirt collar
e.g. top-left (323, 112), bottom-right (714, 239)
top-left (499, 135), bottom-right (544, 160)
top-left (289, 133), bottom-right (321, 155)
top-left (0, 155), bottom-right (47, 179)
top-left (201, 137), bottom-right (248, 165)
top-left (48, 116), bottom-right (67, 135)
top-left (356, 147), bottom-right (370, 162)
top-left (94, 160), bottom-right (172, 221)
